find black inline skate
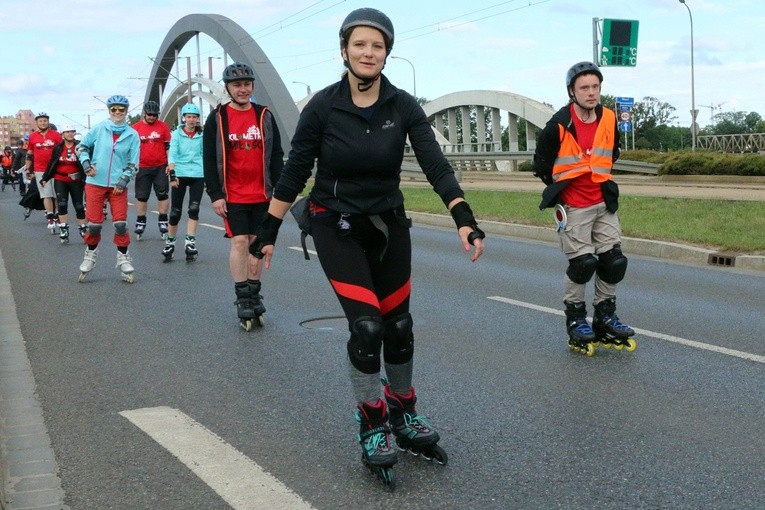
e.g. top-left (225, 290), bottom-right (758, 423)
top-left (565, 301), bottom-right (597, 356)
top-left (593, 298), bottom-right (637, 352)
top-left (383, 379), bottom-right (447, 465)
top-left (184, 235), bottom-right (197, 262)
top-left (158, 215), bottom-right (169, 238)
top-left (134, 216), bottom-right (146, 240)
top-left (59, 224), bottom-right (69, 244)
top-left (162, 236), bottom-right (175, 262)
top-left (356, 399), bottom-right (397, 489)
top-left (234, 283), bottom-right (263, 331)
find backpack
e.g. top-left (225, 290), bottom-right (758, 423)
top-left (1, 153), bottom-right (12, 168)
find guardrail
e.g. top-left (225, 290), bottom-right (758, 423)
top-left (402, 152), bottom-right (659, 180)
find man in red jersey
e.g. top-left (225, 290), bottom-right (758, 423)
top-left (203, 62), bottom-right (283, 330)
top-left (533, 61), bottom-right (635, 356)
top-left (131, 100), bottom-right (171, 239)
top-left (25, 112), bottom-right (63, 233)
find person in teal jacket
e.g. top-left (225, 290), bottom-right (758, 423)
top-left (75, 95), bottom-right (140, 283)
top-left (163, 103), bottom-right (204, 262)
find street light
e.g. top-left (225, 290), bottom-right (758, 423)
top-left (679, 0), bottom-right (697, 151)
top-left (292, 81), bottom-right (312, 96)
top-left (391, 56), bottom-right (416, 98)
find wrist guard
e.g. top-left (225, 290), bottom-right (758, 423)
top-left (250, 212), bottom-right (283, 258)
top-left (450, 201), bottom-right (486, 246)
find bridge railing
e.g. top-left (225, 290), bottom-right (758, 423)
top-left (401, 151), bottom-right (659, 180)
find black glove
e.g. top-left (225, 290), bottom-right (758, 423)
top-left (449, 201), bottom-right (486, 246)
top-left (250, 212), bottom-right (283, 258)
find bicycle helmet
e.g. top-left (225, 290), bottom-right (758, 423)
top-left (60, 124), bottom-right (76, 133)
top-left (4, 146), bottom-right (10, 151)
top-left (339, 8), bottom-right (394, 54)
top-left (144, 100), bottom-right (161, 114)
top-left (181, 103), bottom-right (201, 116)
top-left (106, 95), bottom-right (130, 107)
top-left (35, 112), bottom-right (49, 120)
top-left (566, 62), bottom-right (603, 95)
top-left (222, 62), bottom-right (255, 83)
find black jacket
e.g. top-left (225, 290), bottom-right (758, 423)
top-left (273, 74), bottom-right (464, 215)
top-left (42, 141), bottom-right (85, 183)
top-left (532, 104), bottom-right (621, 212)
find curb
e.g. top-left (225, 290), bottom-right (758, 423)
top-left (408, 212), bottom-right (765, 273)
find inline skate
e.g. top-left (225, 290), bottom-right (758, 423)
top-left (134, 217), bottom-right (146, 240)
top-left (46, 214), bottom-right (58, 235)
top-left (184, 235), bottom-right (197, 262)
top-left (356, 399), bottom-right (397, 489)
top-left (593, 298), bottom-right (637, 352)
top-left (162, 236), bottom-right (176, 262)
top-left (116, 252), bottom-right (135, 283)
top-left (59, 224), bottom-right (69, 244)
top-left (78, 248), bottom-right (98, 282)
top-left (234, 284), bottom-right (262, 331)
top-left (78, 224), bottom-right (87, 238)
top-left (158, 216), bottom-right (169, 238)
top-left (383, 379), bottom-right (447, 465)
top-left (565, 301), bottom-right (597, 356)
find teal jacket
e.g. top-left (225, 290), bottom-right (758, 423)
top-left (76, 120), bottom-right (139, 189)
top-left (169, 125), bottom-right (203, 178)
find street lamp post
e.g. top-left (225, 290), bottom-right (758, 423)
top-left (679, 0), bottom-right (697, 151)
top-left (292, 81), bottom-right (312, 96)
top-left (391, 56), bottom-right (416, 98)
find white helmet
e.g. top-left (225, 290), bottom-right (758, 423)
top-left (60, 124), bottom-right (76, 133)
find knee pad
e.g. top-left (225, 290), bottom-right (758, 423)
top-left (169, 207), bottom-right (182, 225)
top-left (156, 192), bottom-right (169, 201)
top-left (347, 317), bottom-right (384, 374)
top-left (566, 253), bottom-right (598, 284)
top-left (188, 201), bottom-right (200, 221)
top-left (383, 313), bottom-right (414, 364)
top-left (87, 223), bottom-right (103, 236)
top-left (113, 221), bottom-right (128, 235)
top-left (57, 203), bottom-right (69, 216)
top-left (73, 202), bottom-right (85, 219)
top-left (597, 246), bottom-right (628, 284)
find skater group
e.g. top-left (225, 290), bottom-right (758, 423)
top-left (17, 6), bottom-right (635, 487)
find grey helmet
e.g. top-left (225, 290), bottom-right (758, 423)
top-left (144, 100), bottom-right (161, 115)
top-left (566, 61), bottom-right (603, 96)
top-left (222, 62), bottom-right (255, 83)
top-left (339, 7), bottom-right (394, 55)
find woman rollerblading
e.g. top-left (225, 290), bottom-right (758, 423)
top-left (356, 399), bottom-right (397, 488)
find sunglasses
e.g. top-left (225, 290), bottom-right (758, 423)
top-left (144, 113), bottom-right (158, 117)
top-left (109, 106), bottom-right (127, 113)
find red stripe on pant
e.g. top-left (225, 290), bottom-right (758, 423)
top-left (380, 278), bottom-right (411, 316)
top-left (329, 279), bottom-right (380, 310)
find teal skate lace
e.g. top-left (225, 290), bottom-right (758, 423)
top-left (404, 412), bottom-right (432, 434)
top-left (360, 426), bottom-right (391, 454)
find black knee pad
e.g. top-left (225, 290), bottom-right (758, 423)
top-left (347, 317), bottom-right (384, 374)
top-left (73, 202), bottom-right (85, 220)
top-left (57, 203), bottom-right (69, 216)
top-left (156, 192), bottom-right (169, 201)
top-left (566, 254), bottom-right (598, 284)
top-left (113, 221), bottom-right (128, 235)
top-left (597, 246), bottom-right (628, 284)
top-left (188, 201), bottom-right (200, 221)
top-left (87, 223), bottom-right (103, 236)
top-left (169, 207), bottom-right (182, 226)
top-left (382, 313), bottom-right (414, 364)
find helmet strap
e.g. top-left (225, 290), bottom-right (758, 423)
top-left (343, 58), bottom-right (383, 92)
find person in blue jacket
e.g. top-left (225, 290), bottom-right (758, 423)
top-left (163, 103), bottom-right (204, 262)
top-left (75, 95), bottom-right (140, 283)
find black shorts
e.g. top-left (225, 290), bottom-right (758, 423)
top-left (224, 202), bottom-right (269, 237)
top-left (134, 166), bottom-right (169, 201)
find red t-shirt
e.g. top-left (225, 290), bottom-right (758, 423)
top-left (54, 143), bottom-right (80, 181)
top-left (225, 105), bottom-right (266, 204)
top-left (132, 119), bottom-right (171, 167)
top-left (28, 130), bottom-right (63, 171)
top-left (561, 104), bottom-right (603, 208)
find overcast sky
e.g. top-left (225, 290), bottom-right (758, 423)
top-left (3, 0), bottom-right (762, 131)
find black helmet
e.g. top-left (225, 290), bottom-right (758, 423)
top-left (222, 62), bottom-right (255, 83)
top-left (144, 100), bottom-right (161, 115)
top-left (4, 146), bottom-right (10, 151)
top-left (35, 112), bottom-right (49, 120)
top-left (566, 61), bottom-right (603, 93)
top-left (339, 8), bottom-right (394, 54)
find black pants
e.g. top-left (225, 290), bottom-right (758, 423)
top-left (169, 177), bottom-right (205, 226)
top-left (54, 179), bottom-right (85, 219)
top-left (311, 207), bottom-right (412, 326)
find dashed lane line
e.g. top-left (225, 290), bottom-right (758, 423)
top-left (487, 296), bottom-right (765, 364)
top-left (120, 406), bottom-right (315, 510)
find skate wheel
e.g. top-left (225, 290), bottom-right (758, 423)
top-left (241, 319), bottom-right (254, 332)
top-left (136, 234), bottom-right (142, 240)
top-left (602, 342), bottom-right (612, 349)
top-left (377, 466), bottom-right (395, 488)
top-left (584, 343), bottom-right (596, 357)
top-left (429, 445), bottom-right (448, 465)
top-left (122, 273), bottom-right (135, 284)
top-left (625, 338), bottom-right (637, 352)
top-left (78, 272), bottom-right (87, 283)
top-left (257, 315), bottom-right (265, 327)
top-left (614, 343), bottom-right (624, 351)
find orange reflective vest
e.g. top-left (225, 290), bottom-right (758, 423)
top-left (552, 108), bottom-right (616, 184)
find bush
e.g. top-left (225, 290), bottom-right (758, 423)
top-left (659, 152), bottom-right (765, 176)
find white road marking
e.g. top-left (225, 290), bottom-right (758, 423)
top-left (288, 246), bottom-right (317, 256)
top-left (487, 296), bottom-right (765, 364)
top-left (120, 406), bottom-right (315, 510)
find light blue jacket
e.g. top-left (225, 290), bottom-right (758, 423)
top-left (76, 120), bottom-right (140, 189)
top-left (168, 126), bottom-right (203, 178)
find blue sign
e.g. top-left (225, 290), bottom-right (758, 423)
top-left (616, 96), bottom-right (634, 105)
top-left (620, 121), bottom-right (632, 133)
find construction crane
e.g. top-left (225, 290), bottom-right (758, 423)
top-left (699, 102), bottom-right (727, 123)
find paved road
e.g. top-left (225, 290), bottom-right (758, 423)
top-left (1, 190), bottom-right (765, 509)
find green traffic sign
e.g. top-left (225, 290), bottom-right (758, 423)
top-left (600, 19), bottom-right (639, 67)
